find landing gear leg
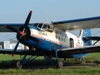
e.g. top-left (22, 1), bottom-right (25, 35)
top-left (79, 57), bottom-right (86, 64)
top-left (79, 57), bottom-right (86, 61)
top-left (55, 51), bottom-right (63, 68)
top-left (16, 52), bottom-right (38, 69)
top-left (40, 52), bottom-right (55, 65)
top-left (38, 51), bottom-right (63, 68)
top-left (16, 54), bottom-right (27, 68)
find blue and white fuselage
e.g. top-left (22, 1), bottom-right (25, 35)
top-left (19, 23), bottom-right (88, 58)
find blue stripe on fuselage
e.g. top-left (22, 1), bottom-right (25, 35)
top-left (22, 36), bottom-right (67, 51)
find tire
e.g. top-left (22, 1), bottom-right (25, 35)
top-left (16, 60), bottom-right (23, 69)
top-left (56, 59), bottom-right (63, 68)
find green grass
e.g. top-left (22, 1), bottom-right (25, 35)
top-left (85, 53), bottom-right (100, 63)
top-left (0, 67), bottom-right (100, 75)
top-left (0, 54), bottom-right (22, 61)
top-left (0, 53), bottom-right (100, 75)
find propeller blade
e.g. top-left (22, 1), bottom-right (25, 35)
top-left (12, 37), bottom-right (22, 56)
top-left (4, 25), bottom-right (18, 32)
top-left (24, 11), bottom-right (32, 28)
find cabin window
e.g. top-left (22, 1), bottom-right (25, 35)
top-left (55, 30), bottom-right (58, 34)
top-left (55, 30), bottom-right (68, 42)
top-left (56, 35), bottom-right (58, 39)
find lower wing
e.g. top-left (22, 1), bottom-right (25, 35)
top-left (58, 45), bottom-right (100, 55)
top-left (0, 45), bottom-right (100, 57)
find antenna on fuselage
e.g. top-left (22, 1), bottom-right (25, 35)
top-left (44, 11), bottom-right (47, 23)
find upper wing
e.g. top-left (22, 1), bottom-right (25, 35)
top-left (0, 23), bottom-right (32, 32)
top-left (0, 24), bottom-right (23, 32)
top-left (53, 16), bottom-right (100, 31)
top-left (58, 45), bottom-right (100, 55)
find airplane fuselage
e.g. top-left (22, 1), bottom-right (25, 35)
top-left (18, 23), bottom-right (86, 58)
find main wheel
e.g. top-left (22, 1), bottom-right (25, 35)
top-left (56, 59), bottom-right (63, 68)
top-left (16, 60), bottom-right (23, 69)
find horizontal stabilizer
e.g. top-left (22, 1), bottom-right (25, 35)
top-left (83, 36), bottom-right (100, 41)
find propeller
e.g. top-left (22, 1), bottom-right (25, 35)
top-left (4, 11), bottom-right (40, 56)
top-left (12, 36), bottom-right (22, 56)
top-left (24, 11), bottom-right (32, 28)
top-left (4, 25), bottom-right (18, 32)
top-left (11, 10), bottom-right (32, 56)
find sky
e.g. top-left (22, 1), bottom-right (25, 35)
top-left (0, 0), bottom-right (100, 41)
top-left (0, 0), bottom-right (100, 23)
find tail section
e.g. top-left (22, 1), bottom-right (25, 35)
top-left (82, 29), bottom-right (92, 46)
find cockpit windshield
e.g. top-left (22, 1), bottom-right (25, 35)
top-left (33, 23), bottom-right (53, 32)
top-left (43, 24), bottom-right (48, 28)
top-left (38, 24), bottom-right (43, 28)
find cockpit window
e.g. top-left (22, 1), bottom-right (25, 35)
top-left (43, 24), bottom-right (48, 29)
top-left (38, 24), bottom-right (43, 28)
top-left (33, 23), bottom-right (53, 32)
top-left (37, 23), bottom-right (49, 29)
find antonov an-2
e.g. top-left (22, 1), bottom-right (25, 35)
top-left (0, 10), bottom-right (100, 68)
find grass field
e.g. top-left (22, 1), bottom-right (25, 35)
top-left (0, 67), bottom-right (100, 75)
top-left (0, 53), bottom-right (100, 75)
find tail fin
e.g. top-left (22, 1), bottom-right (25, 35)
top-left (82, 29), bottom-right (92, 46)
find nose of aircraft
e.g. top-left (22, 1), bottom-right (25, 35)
top-left (17, 26), bottom-right (30, 42)
top-left (19, 31), bottom-right (25, 36)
